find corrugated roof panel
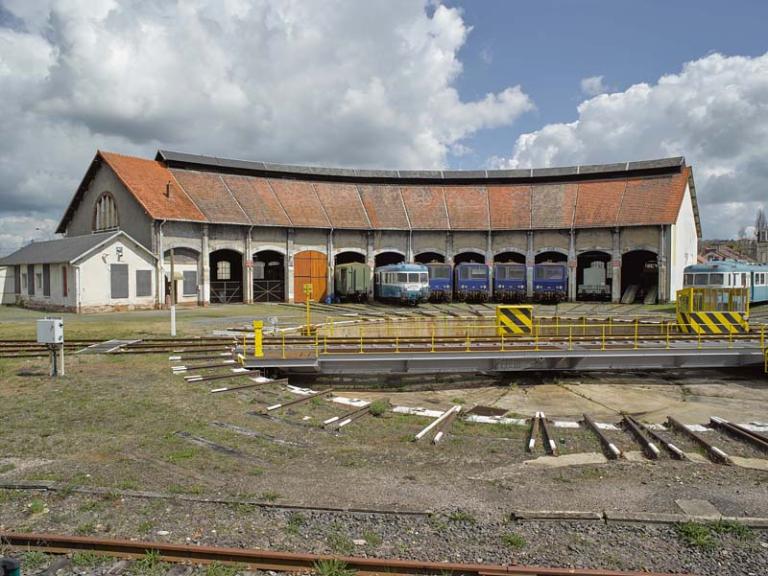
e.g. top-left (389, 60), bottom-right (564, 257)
top-left (269, 179), bottom-right (330, 227)
top-left (357, 185), bottom-right (410, 229)
top-left (314, 182), bottom-right (369, 228)
top-left (574, 180), bottom-right (625, 227)
top-left (401, 186), bottom-right (449, 229)
top-left (531, 183), bottom-right (578, 229)
top-left (443, 186), bottom-right (489, 230)
top-left (170, 169), bottom-right (250, 224)
top-left (0, 232), bottom-right (117, 265)
top-left (488, 185), bottom-right (531, 230)
top-left (221, 175), bottom-right (291, 227)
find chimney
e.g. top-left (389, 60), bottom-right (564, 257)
top-left (165, 181), bottom-right (171, 198)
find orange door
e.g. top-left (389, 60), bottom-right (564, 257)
top-left (294, 250), bottom-right (327, 303)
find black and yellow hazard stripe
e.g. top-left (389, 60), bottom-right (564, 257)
top-left (496, 305), bottom-right (534, 335)
top-left (677, 311), bottom-right (748, 335)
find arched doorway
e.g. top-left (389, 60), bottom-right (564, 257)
top-left (621, 250), bottom-right (658, 304)
top-left (334, 251), bottom-right (365, 265)
top-left (209, 249), bottom-right (243, 303)
top-left (414, 251), bottom-right (445, 264)
top-left (164, 247), bottom-right (200, 304)
top-left (375, 251), bottom-right (405, 267)
top-left (494, 251), bottom-right (525, 264)
top-left (454, 251), bottom-right (485, 265)
top-left (535, 250), bottom-right (567, 264)
top-left (576, 251), bottom-right (612, 301)
top-left (253, 250), bottom-right (285, 302)
top-left (294, 250), bottom-right (327, 303)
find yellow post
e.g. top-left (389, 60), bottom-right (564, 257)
top-left (601, 325), bottom-right (606, 351)
top-left (582, 316), bottom-right (587, 336)
top-left (303, 283), bottom-right (313, 336)
top-left (465, 331), bottom-right (470, 352)
top-left (501, 332), bottom-right (505, 352)
top-left (555, 316), bottom-right (559, 337)
top-left (395, 334), bottom-right (399, 353)
top-left (634, 320), bottom-right (638, 350)
top-left (281, 332), bottom-right (286, 359)
top-left (323, 334), bottom-right (328, 354)
top-left (568, 325), bottom-right (573, 351)
top-left (608, 316), bottom-right (612, 336)
top-left (534, 323), bottom-right (539, 352)
top-left (253, 320), bottom-right (263, 358)
top-left (666, 321), bottom-right (670, 350)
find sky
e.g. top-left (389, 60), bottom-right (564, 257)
top-left (1, 0), bottom-right (767, 255)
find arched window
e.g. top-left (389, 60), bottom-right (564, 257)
top-left (217, 260), bottom-right (231, 280)
top-left (93, 192), bottom-right (119, 231)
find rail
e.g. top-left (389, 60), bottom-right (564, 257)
top-left (0, 531), bottom-right (693, 576)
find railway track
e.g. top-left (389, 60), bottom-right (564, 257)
top-left (0, 532), bottom-right (691, 576)
top-left (0, 337), bottom-right (235, 359)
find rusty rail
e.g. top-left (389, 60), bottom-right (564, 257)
top-left (621, 416), bottom-right (660, 460)
top-left (667, 416), bottom-right (731, 465)
top-left (710, 417), bottom-right (768, 452)
top-left (583, 413), bottom-right (622, 460)
top-left (0, 532), bottom-right (693, 576)
top-left (539, 412), bottom-right (558, 456)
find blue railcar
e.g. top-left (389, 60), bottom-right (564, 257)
top-left (493, 263), bottom-right (526, 302)
top-left (533, 263), bottom-right (567, 302)
top-left (425, 263), bottom-right (453, 303)
top-left (684, 261), bottom-right (768, 304)
top-left (374, 263), bottom-right (430, 305)
top-left (454, 263), bottom-right (490, 302)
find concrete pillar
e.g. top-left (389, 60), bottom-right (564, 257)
top-left (327, 229), bottom-right (335, 298)
top-left (244, 228), bottom-right (253, 303)
top-left (407, 231), bottom-right (414, 263)
top-left (286, 228), bottom-right (295, 303)
top-left (156, 222), bottom-right (165, 308)
top-left (366, 231), bottom-right (375, 299)
top-left (611, 227), bottom-right (622, 303)
top-left (445, 231), bottom-right (454, 265)
top-left (567, 230), bottom-right (577, 302)
top-left (526, 231), bottom-right (534, 299)
top-left (659, 226), bottom-right (668, 302)
top-left (201, 224), bottom-right (210, 305)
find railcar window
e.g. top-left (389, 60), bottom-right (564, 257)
top-left (693, 274), bottom-right (708, 286)
top-left (684, 274), bottom-right (694, 286)
top-left (397, 273), bottom-right (407, 283)
top-left (536, 266), bottom-right (564, 281)
top-left (469, 267), bottom-right (487, 279)
top-left (495, 266), bottom-right (507, 280)
top-left (430, 266), bottom-right (450, 279)
top-left (459, 267), bottom-right (469, 280)
top-left (742, 273), bottom-right (748, 285)
top-left (710, 273), bottom-right (724, 285)
top-left (406, 273), bottom-right (418, 283)
top-left (509, 267), bottom-right (525, 280)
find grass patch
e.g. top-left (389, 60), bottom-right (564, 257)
top-left (259, 490), bottom-right (281, 502)
top-left (137, 520), bottom-right (154, 534)
top-left (314, 559), bottom-right (356, 576)
top-left (675, 521), bottom-right (715, 550)
top-left (285, 512), bottom-right (306, 535)
top-left (447, 509), bottom-right (476, 524)
top-left (132, 549), bottom-right (166, 576)
top-left (326, 526), bottom-right (355, 555)
top-left (71, 551), bottom-right (108, 568)
top-left (362, 530), bottom-right (382, 547)
top-left (204, 562), bottom-right (239, 576)
top-left (27, 498), bottom-right (47, 515)
top-left (711, 519), bottom-right (753, 540)
top-left (368, 399), bottom-right (390, 417)
top-left (75, 522), bottom-right (96, 535)
top-left (501, 532), bottom-right (526, 549)
top-left (20, 551), bottom-right (50, 571)
top-left (165, 446), bottom-right (199, 464)
top-left (0, 463), bottom-right (16, 474)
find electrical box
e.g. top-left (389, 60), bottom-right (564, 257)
top-left (36, 318), bottom-right (64, 344)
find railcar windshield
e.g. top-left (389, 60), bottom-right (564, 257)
top-left (535, 266), bottom-right (564, 281)
top-left (684, 273), bottom-right (694, 286)
top-left (428, 266), bottom-right (451, 279)
top-left (496, 265), bottom-right (525, 281)
top-left (693, 273), bottom-right (708, 286)
top-left (710, 273), bottom-right (724, 285)
top-left (406, 272), bottom-right (422, 283)
top-left (460, 266), bottom-right (487, 280)
top-left (397, 273), bottom-right (407, 283)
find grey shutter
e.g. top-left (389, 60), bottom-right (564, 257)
top-left (42, 264), bottom-right (50, 296)
top-left (27, 264), bottom-right (34, 295)
top-left (183, 270), bottom-right (198, 295)
top-left (13, 266), bottom-right (20, 294)
top-left (136, 270), bottom-right (152, 297)
top-left (110, 264), bottom-right (129, 299)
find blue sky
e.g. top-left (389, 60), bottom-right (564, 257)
top-left (446, 0), bottom-right (768, 168)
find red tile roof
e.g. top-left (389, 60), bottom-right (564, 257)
top-left (57, 151), bottom-right (698, 236)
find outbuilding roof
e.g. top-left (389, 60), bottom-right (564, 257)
top-left (56, 150), bottom-right (702, 236)
top-left (0, 231), bottom-right (155, 266)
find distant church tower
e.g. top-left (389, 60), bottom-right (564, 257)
top-left (757, 208), bottom-right (768, 264)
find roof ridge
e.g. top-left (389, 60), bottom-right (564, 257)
top-left (265, 178), bottom-right (294, 227)
top-left (218, 174), bottom-right (252, 225)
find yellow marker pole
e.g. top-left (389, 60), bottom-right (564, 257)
top-left (253, 320), bottom-right (263, 358)
top-left (281, 332), bottom-right (286, 359)
top-left (534, 323), bottom-right (539, 352)
top-left (431, 326), bottom-right (436, 353)
top-left (501, 332), bottom-right (505, 352)
top-left (568, 325), bottom-right (573, 351)
top-left (555, 315), bottom-right (559, 337)
top-left (634, 320), bottom-right (638, 350)
top-left (465, 331), bottom-right (470, 352)
top-left (303, 283), bottom-right (313, 336)
top-left (666, 321), bottom-right (670, 350)
top-left (601, 325), bottom-right (606, 351)
top-left (323, 334), bottom-right (328, 354)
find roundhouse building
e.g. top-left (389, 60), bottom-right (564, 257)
top-left (3, 150), bottom-right (700, 311)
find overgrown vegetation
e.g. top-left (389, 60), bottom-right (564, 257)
top-left (314, 559), bottom-right (356, 576)
top-left (326, 525), bottom-right (355, 555)
top-left (447, 509), bottom-right (476, 524)
top-left (676, 520), bottom-right (754, 550)
top-left (368, 399), bottom-right (390, 417)
top-left (285, 512), bottom-right (306, 535)
top-left (362, 530), bottom-right (382, 547)
top-left (501, 532), bottom-right (526, 549)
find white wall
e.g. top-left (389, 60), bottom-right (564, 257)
top-left (670, 184), bottom-right (699, 300)
top-left (0, 267), bottom-right (14, 304)
top-left (77, 237), bottom-right (156, 309)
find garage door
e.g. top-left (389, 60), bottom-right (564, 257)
top-left (294, 250), bottom-right (327, 303)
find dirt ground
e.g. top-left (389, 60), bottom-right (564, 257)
top-left (2, 302), bottom-right (768, 575)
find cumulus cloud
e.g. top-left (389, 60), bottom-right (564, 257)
top-left (0, 0), bottom-right (533, 256)
top-left (580, 75), bottom-right (606, 96)
top-left (493, 52), bottom-right (768, 239)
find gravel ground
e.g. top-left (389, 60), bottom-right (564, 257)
top-left (1, 491), bottom-right (767, 576)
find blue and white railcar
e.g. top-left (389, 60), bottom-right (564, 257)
top-left (374, 263), bottom-right (430, 305)
top-left (425, 263), bottom-right (453, 303)
top-left (454, 263), bottom-right (490, 302)
top-left (533, 263), bottom-right (567, 302)
top-left (493, 263), bottom-right (526, 302)
top-left (684, 261), bottom-right (768, 304)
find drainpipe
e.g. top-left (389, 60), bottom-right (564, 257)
top-left (157, 220), bottom-right (166, 309)
top-left (246, 225), bottom-right (254, 304)
top-left (328, 227), bottom-right (335, 299)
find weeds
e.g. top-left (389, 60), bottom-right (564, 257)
top-left (711, 519), bottom-right (753, 540)
top-left (362, 530), bottom-right (382, 547)
top-left (75, 522), bottom-right (96, 536)
top-left (27, 498), bottom-right (47, 515)
top-left (133, 549), bottom-right (165, 576)
top-left (20, 551), bottom-right (49, 570)
top-left (204, 562), bottom-right (239, 576)
top-left (501, 532), bottom-right (526, 549)
top-left (447, 509), bottom-right (476, 524)
top-left (675, 522), bottom-right (715, 550)
top-left (326, 527), bottom-right (355, 555)
top-left (368, 399), bottom-right (390, 417)
top-left (285, 512), bottom-right (306, 535)
top-left (314, 559), bottom-right (356, 576)
top-left (71, 551), bottom-right (107, 568)
top-left (259, 490), bottom-right (281, 502)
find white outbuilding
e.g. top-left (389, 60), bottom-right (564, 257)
top-left (0, 231), bottom-right (157, 312)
